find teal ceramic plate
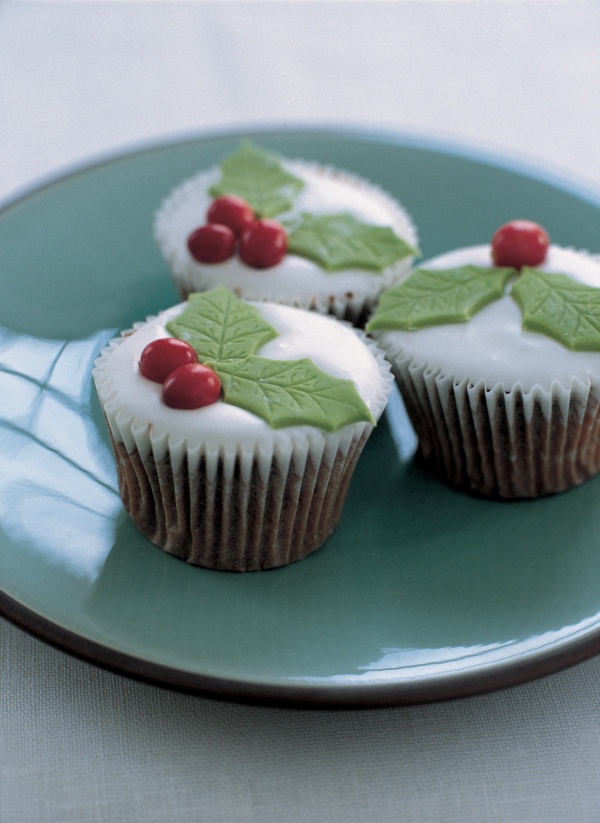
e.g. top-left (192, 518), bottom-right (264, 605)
top-left (2, 130), bottom-right (600, 707)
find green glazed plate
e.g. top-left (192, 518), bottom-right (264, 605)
top-left (2, 129), bottom-right (600, 707)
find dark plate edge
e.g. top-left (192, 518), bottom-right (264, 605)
top-left (3, 591), bottom-right (600, 710)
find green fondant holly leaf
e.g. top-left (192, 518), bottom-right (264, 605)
top-left (366, 265), bottom-right (514, 332)
top-left (166, 287), bottom-right (277, 363)
top-left (212, 356), bottom-right (374, 431)
top-left (510, 268), bottom-right (600, 351)
top-left (285, 213), bottom-right (418, 273)
top-left (208, 142), bottom-right (304, 218)
top-left (166, 288), bottom-right (374, 430)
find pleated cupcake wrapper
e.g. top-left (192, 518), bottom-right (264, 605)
top-left (383, 342), bottom-right (600, 499)
top-left (93, 321), bottom-right (393, 569)
top-left (103, 413), bottom-right (379, 572)
top-left (153, 161), bottom-right (419, 326)
top-left (109, 425), bottom-right (370, 571)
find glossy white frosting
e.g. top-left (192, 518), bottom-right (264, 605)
top-left (374, 245), bottom-right (600, 394)
top-left (154, 159), bottom-right (418, 318)
top-left (93, 300), bottom-right (392, 473)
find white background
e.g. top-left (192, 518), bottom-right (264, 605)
top-left (1, 2), bottom-right (600, 821)
top-left (2, 0), bottom-right (599, 201)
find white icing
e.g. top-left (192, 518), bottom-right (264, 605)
top-left (93, 300), bottom-right (392, 470)
top-left (153, 159), bottom-right (418, 318)
top-left (374, 245), bottom-right (600, 394)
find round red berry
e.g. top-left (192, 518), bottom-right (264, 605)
top-left (187, 223), bottom-right (235, 264)
top-left (491, 220), bottom-right (550, 269)
top-left (239, 219), bottom-right (287, 269)
top-left (207, 195), bottom-right (254, 237)
top-left (139, 338), bottom-right (198, 383)
top-left (162, 363), bottom-right (221, 410)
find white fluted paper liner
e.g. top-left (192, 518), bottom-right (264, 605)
top-left (376, 338), bottom-right (600, 499)
top-left (93, 314), bottom-right (392, 570)
top-left (153, 160), bottom-right (419, 325)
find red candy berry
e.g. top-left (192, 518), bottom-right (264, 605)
top-left (187, 223), bottom-right (236, 264)
top-left (139, 338), bottom-right (198, 383)
top-left (207, 195), bottom-right (254, 237)
top-left (239, 219), bottom-right (287, 269)
top-left (491, 220), bottom-right (550, 269)
top-left (162, 363), bottom-right (221, 410)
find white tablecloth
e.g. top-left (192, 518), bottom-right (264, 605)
top-left (1, 2), bottom-right (599, 821)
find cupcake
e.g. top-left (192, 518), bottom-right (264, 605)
top-left (366, 220), bottom-right (600, 499)
top-left (93, 287), bottom-right (392, 570)
top-left (154, 141), bottom-right (418, 326)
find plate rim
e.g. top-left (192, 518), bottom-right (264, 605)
top-left (4, 589), bottom-right (600, 709)
top-left (2, 125), bottom-right (600, 709)
top-left (2, 123), bottom-right (599, 216)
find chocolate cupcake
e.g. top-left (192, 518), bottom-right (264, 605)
top-left (154, 141), bottom-right (418, 326)
top-left (93, 287), bottom-right (392, 570)
top-left (367, 221), bottom-right (600, 499)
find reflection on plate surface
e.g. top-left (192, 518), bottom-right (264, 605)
top-left (0, 327), bottom-right (120, 580)
top-left (1, 130), bottom-right (600, 706)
